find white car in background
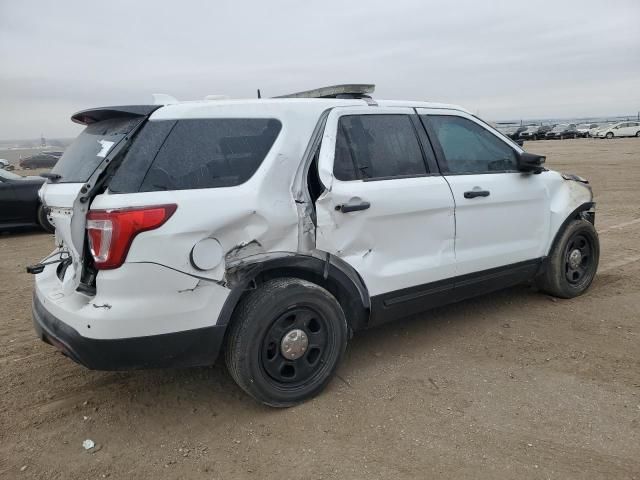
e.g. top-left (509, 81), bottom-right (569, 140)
top-left (576, 123), bottom-right (598, 138)
top-left (588, 124), bottom-right (609, 137)
top-left (0, 159), bottom-right (15, 171)
top-left (29, 85), bottom-right (599, 406)
top-left (596, 121), bottom-right (640, 139)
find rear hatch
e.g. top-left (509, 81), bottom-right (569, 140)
top-left (40, 106), bottom-right (158, 289)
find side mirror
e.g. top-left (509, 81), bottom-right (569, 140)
top-left (515, 139), bottom-right (524, 147)
top-left (517, 151), bottom-right (545, 173)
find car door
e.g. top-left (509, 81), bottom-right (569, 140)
top-left (418, 109), bottom-right (550, 289)
top-left (620, 122), bottom-right (638, 137)
top-left (315, 107), bottom-right (456, 324)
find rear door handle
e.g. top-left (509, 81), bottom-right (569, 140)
top-left (336, 200), bottom-right (371, 213)
top-left (464, 190), bottom-right (490, 199)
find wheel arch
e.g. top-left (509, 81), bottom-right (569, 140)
top-left (546, 201), bottom-right (595, 258)
top-left (218, 252), bottom-right (371, 333)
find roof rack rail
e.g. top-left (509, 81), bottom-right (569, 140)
top-left (274, 84), bottom-right (375, 99)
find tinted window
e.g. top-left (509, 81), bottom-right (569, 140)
top-left (426, 115), bottom-right (517, 174)
top-left (333, 115), bottom-right (427, 181)
top-left (51, 117), bottom-right (143, 183)
top-left (111, 118), bottom-right (281, 192)
top-left (109, 120), bottom-right (177, 193)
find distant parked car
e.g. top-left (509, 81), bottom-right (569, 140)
top-left (0, 159), bottom-right (15, 171)
top-left (518, 125), bottom-right (554, 141)
top-left (517, 126), bottom-right (540, 141)
top-left (497, 124), bottom-right (526, 140)
top-left (19, 151), bottom-right (63, 169)
top-left (545, 124), bottom-right (578, 140)
top-left (596, 121), bottom-right (640, 139)
top-left (576, 123), bottom-right (599, 138)
top-left (0, 169), bottom-right (53, 232)
top-left (588, 123), bottom-right (612, 138)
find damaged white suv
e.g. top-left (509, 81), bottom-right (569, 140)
top-left (31, 85), bottom-right (599, 406)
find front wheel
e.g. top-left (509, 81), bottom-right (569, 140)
top-left (537, 219), bottom-right (599, 298)
top-left (606, 132), bottom-right (614, 139)
top-left (225, 277), bottom-right (348, 407)
top-left (37, 204), bottom-right (55, 233)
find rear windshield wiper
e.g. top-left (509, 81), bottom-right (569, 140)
top-left (41, 172), bottom-right (62, 181)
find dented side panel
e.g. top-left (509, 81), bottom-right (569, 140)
top-left (90, 104), bottom-right (332, 282)
top-left (314, 106), bottom-right (457, 297)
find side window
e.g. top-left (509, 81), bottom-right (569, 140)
top-left (136, 118), bottom-right (281, 192)
top-left (333, 115), bottom-right (427, 181)
top-left (425, 115), bottom-right (517, 174)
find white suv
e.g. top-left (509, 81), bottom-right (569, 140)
top-left (31, 85), bottom-right (599, 406)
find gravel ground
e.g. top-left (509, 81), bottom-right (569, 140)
top-left (1, 138), bottom-right (639, 479)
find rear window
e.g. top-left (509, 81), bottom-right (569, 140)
top-left (109, 118), bottom-right (282, 193)
top-left (51, 117), bottom-right (143, 183)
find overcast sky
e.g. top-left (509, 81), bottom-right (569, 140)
top-left (1, 0), bottom-right (639, 139)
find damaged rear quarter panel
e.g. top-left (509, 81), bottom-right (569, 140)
top-left (90, 102), bottom-right (341, 281)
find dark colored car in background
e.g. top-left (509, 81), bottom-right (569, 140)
top-left (496, 124), bottom-right (527, 140)
top-left (0, 169), bottom-right (53, 232)
top-left (518, 124), bottom-right (554, 141)
top-left (19, 151), bottom-right (63, 169)
top-left (545, 124), bottom-right (578, 139)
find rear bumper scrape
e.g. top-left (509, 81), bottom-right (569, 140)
top-left (32, 294), bottom-right (226, 370)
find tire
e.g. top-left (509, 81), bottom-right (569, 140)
top-left (537, 218), bottom-right (599, 299)
top-left (532, 135), bottom-right (537, 141)
top-left (636, 131), bottom-right (640, 137)
top-left (225, 277), bottom-right (348, 407)
top-left (559, 135), bottom-right (564, 140)
top-left (606, 132), bottom-right (614, 139)
top-left (37, 204), bottom-right (55, 233)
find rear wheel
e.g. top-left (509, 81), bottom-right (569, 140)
top-left (636, 131), bottom-right (640, 137)
top-left (37, 204), bottom-right (54, 233)
top-left (225, 277), bottom-right (348, 407)
top-left (537, 219), bottom-right (599, 298)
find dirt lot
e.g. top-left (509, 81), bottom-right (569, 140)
top-left (1, 138), bottom-right (639, 479)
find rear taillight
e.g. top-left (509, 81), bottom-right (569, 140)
top-left (86, 204), bottom-right (177, 270)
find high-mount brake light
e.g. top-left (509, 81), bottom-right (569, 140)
top-left (86, 204), bottom-right (177, 270)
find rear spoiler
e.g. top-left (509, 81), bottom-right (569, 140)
top-left (71, 105), bottom-right (161, 125)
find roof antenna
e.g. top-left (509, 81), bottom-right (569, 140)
top-left (257, 89), bottom-right (262, 99)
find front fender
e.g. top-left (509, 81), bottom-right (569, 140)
top-left (544, 171), bottom-right (594, 255)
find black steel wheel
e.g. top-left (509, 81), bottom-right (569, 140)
top-left (563, 233), bottom-right (595, 285)
top-left (537, 218), bottom-right (599, 298)
top-left (225, 277), bottom-right (348, 407)
top-left (260, 306), bottom-right (331, 387)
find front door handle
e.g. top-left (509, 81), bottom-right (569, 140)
top-left (464, 190), bottom-right (490, 199)
top-left (336, 200), bottom-right (371, 213)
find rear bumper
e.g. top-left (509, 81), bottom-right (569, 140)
top-left (33, 293), bottom-right (226, 370)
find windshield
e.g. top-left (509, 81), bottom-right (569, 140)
top-left (50, 117), bottom-right (143, 183)
top-left (526, 126), bottom-right (539, 132)
top-left (0, 169), bottom-right (24, 181)
top-left (552, 124), bottom-right (568, 132)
